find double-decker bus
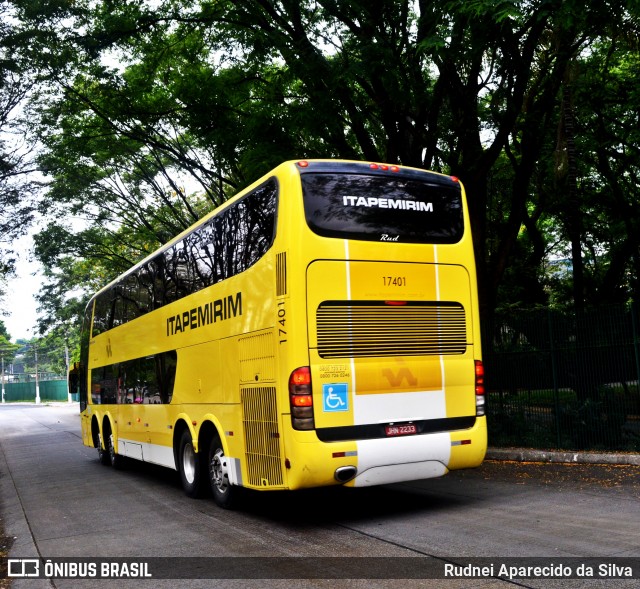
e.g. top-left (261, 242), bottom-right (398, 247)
top-left (70, 159), bottom-right (486, 508)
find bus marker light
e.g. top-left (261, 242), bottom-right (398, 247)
top-left (385, 301), bottom-right (407, 306)
top-left (297, 160), bottom-right (309, 168)
top-left (370, 163), bottom-right (379, 169)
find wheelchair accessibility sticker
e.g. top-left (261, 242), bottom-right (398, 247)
top-left (323, 383), bottom-right (349, 412)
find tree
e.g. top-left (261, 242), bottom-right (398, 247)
top-left (0, 334), bottom-right (21, 369)
top-left (3, 0), bottom-right (640, 334)
top-left (0, 0), bottom-right (39, 278)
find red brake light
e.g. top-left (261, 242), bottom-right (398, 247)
top-left (475, 360), bottom-right (485, 396)
top-left (292, 395), bottom-right (313, 407)
top-left (289, 366), bottom-right (311, 388)
top-left (289, 366), bottom-right (314, 430)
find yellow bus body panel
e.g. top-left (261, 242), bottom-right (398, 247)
top-left (80, 159), bottom-right (486, 493)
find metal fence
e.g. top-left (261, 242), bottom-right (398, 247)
top-left (483, 304), bottom-right (640, 451)
top-left (1, 380), bottom-right (70, 402)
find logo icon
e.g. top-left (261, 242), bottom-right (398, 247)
top-left (8, 559), bottom-right (40, 577)
top-left (323, 383), bottom-right (349, 412)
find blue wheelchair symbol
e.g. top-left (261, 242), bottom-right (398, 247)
top-left (323, 383), bottom-right (349, 412)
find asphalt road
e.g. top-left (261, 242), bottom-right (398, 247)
top-left (0, 403), bottom-right (639, 589)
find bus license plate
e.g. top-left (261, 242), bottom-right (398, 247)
top-left (385, 424), bottom-right (417, 437)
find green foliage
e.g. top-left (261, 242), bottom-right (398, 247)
top-left (0, 0), bottom-right (638, 337)
top-left (0, 335), bottom-right (21, 365)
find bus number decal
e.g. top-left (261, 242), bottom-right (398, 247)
top-left (383, 276), bottom-right (406, 287)
top-left (277, 301), bottom-right (287, 344)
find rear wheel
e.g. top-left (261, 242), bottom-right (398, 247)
top-left (105, 428), bottom-right (124, 469)
top-left (178, 429), bottom-right (203, 498)
top-left (92, 421), bottom-right (111, 466)
top-left (97, 431), bottom-right (110, 466)
top-left (207, 434), bottom-right (237, 509)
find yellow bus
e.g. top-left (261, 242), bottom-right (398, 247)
top-left (72, 159), bottom-right (486, 508)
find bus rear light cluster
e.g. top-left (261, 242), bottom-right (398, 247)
top-left (475, 360), bottom-right (485, 416)
top-left (289, 366), bottom-right (315, 430)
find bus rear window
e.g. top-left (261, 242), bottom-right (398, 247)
top-left (301, 173), bottom-right (463, 244)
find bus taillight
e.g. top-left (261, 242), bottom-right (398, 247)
top-left (475, 360), bottom-right (485, 416)
top-left (289, 366), bottom-right (315, 430)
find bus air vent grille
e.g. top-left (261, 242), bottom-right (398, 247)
top-left (276, 251), bottom-right (287, 296)
top-left (241, 386), bottom-right (284, 487)
top-left (316, 301), bottom-right (467, 358)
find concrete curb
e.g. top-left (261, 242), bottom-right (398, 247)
top-left (487, 447), bottom-right (640, 466)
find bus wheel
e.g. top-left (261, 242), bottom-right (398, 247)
top-left (178, 430), bottom-right (202, 498)
top-left (98, 432), bottom-right (110, 466)
top-left (105, 429), bottom-right (124, 469)
top-left (207, 434), bottom-right (236, 509)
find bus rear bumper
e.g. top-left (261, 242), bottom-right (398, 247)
top-left (351, 459), bottom-right (448, 487)
top-left (347, 430), bottom-right (451, 487)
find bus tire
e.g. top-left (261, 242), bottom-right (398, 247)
top-left (178, 429), bottom-right (203, 498)
top-left (207, 434), bottom-right (236, 509)
top-left (98, 431), bottom-right (110, 466)
top-left (104, 424), bottom-right (124, 469)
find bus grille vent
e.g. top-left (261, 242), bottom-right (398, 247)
top-left (241, 386), bottom-right (283, 487)
top-left (276, 252), bottom-right (287, 296)
top-left (316, 301), bottom-right (467, 358)
top-left (239, 332), bottom-right (275, 383)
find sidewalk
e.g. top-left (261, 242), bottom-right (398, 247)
top-left (486, 447), bottom-right (640, 466)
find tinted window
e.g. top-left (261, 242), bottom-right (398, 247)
top-left (91, 178), bottom-right (277, 334)
top-left (301, 173), bottom-right (463, 244)
top-left (78, 304), bottom-right (92, 411)
top-left (90, 351), bottom-right (177, 405)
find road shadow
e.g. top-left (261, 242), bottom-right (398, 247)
top-left (85, 452), bottom-right (488, 524)
top-left (234, 476), bottom-right (479, 525)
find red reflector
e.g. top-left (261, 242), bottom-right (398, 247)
top-left (461, 439), bottom-right (472, 445)
top-left (332, 452), bottom-right (346, 458)
top-left (385, 301), bottom-right (407, 306)
top-left (297, 160), bottom-right (309, 168)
